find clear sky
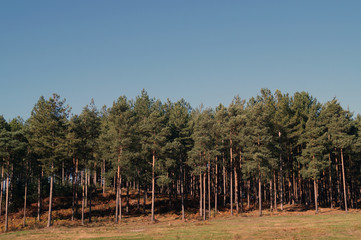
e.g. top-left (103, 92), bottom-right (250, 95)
top-left (1, 1), bottom-right (361, 120)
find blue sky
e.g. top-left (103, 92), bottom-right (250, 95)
top-left (1, 1), bottom-right (361, 120)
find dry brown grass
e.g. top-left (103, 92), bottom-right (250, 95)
top-left (0, 191), bottom-right (360, 239)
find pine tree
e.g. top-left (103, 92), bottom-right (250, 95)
top-left (0, 117), bottom-right (27, 232)
top-left (78, 100), bottom-right (101, 223)
top-left (28, 94), bottom-right (70, 227)
top-left (142, 100), bottom-right (169, 222)
top-left (108, 96), bottom-right (135, 223)
top-left (323, 99), bottom-right (354, 211)
top-left (300, 103), bottom-right (327, 213)
top-left (164, 99), bottom-right (192, 220)
top-left (243, 93), bottom-right (273, 217)
top-left (188, 108), bottom-right (217, 220)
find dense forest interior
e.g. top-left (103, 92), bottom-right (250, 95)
top-left (1, 88), bottom-right (361, 232)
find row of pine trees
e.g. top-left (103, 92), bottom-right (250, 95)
top-left (1, 89), bottom-right (361, 232)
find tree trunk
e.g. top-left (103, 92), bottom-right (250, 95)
top-left (81, 171), bottom-right (85, 225)
top-left (85, 170), bottom-right (88, 208)
top-left (314, 178), bottom-right (318, 213)
top-left (203, 172), bottom-right (206, 220)
top-left (215, 161), bottom-right (218, 214)
top-left (23, 172), bottom-right (28, 227)
top-left (223, 151), bottom-right (226, 207)
top-left (37, 173), bottom-right (41, 221)
top-left (293, 171), bottom-right (297, 204)
top-left (151, 152), bottom-right (156, 222)
top-left (119, 174), bottom-right (122, 222)
top-left (4, 161), bottom-right (9, 232)
top-left (47, 163), bottom-right (54, 228)
top-left (199, 172), bottom-right (202, 217)
top-left (75, 159), bottom-right (79, 218)
top-left (234, 165), bottom-right (239, 213)
top-left (340, 148), bottom-right (348, 212)
top-left (89, 177), bottom-right (92, 223)
top-left (329, 152), bottom-right (333, 208)
top-left (208, 161), bottom-right (211, 219)
top-left (71, 158), bottom-right (76, 221)
top-left (143, 185), bottom-right (147, 213)
top-left (258, 171), bottom-right (262, 216)
top-left (126, 181), bottom-right (130, 213)
top-left (239, 151), bottom-right (243, 212)
top-left (230, 137), bottom-right (233, 215)
top-left (280, 152), bottom-right (284, 211)
top-left (116, 156), bottom-right (122, 223)
top-left (247, 180), bottom-right (250, 209)
top-left (270, 180), bottom-right (273, 211)
top-left (62, 160), bottom-right (65, 185)
top-left (335, 155), bottom-right (340, 206)
top-left (93, 162), bottom-right (97, 187)
top-left (0, 166), bottom-right (3, 217)
top-left (137, 180), bottom-right (140, 210)
top-left (274, 171), bottom-right (277, 211)
top-left (181, 165), bottom-right (185, 221)
top-left (102, 159), bottom-right (106, 195)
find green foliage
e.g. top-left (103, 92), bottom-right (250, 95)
top-left (28, 94), bottom-right (70, 175)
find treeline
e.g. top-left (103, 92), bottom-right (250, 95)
top-left (1, 88), bottom-right (361, 232)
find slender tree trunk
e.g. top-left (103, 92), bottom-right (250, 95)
top-left (4, 161), bottom-right (9, 232)
top-left (0, 166), bottom-right (3, 217)
top-left (102, 159), bottom-right (106, 195)
top-left (137, 180), bottom-right (140, 210)
top-left (116, 149), bottom-right (122, 223)
top-left (23, 169), bottom-right (28, 227)
top-left (208, 161), bottom-right (211, 219)
top-left (280, 154), bottom-right (284, 211)
top-left (93, 162), bottom-right (97, 187)
top-left (234, 165), bottom-right (239, 213)
top-left (247, 180), bottom-right (250, 209)
top-left (239, 151), bottom-right (243, 212)
top-left (47, 163), bottom-right (54, 228)
top-left (71, 158), bottom-right (75, 221)
top-left (335, 155), bottom-right (341, 206)
top-left (126, 181), bottom-right (130, 213)
top-left (81, 171), bottom-right (85, 225)
top-left (293, 171), bottom-right (297, 204)
top-left (113, 176), bottom-right (116, 193)
top-left (329, 152), bottom-right (333, 208)
top-left (62, 160), bottom-right (65, 186)
top-left (270, 180), bottom-right (273, 211)
top-left (203, 172), bottom-right (206, 220)
top-left (274, 172), bottom-right (277, 211)
top-left (85, 170), bottom-right (88, 208)
top-left (181, 165), bottom-right (185, 221)
top-left (258, 170), bottom-right (262, 216)
top-left (215, 161), bottom-right (218, 214)
top-left (340, 148), bottom-right (348, 212)
top-left (230, 137), bottom-right (233, 215)
top-left (37, 173), bottom-right (41, 221)
top-left (143, 185), bottom-right (147, 213)
top-left (0, 166), bottom-right (4, 217)
top-left (314, 178), bottom-right (318, 213)
top-left (115, 174), bottom-right (119, 222)
top-left (75, 159), bottom-right (79, 218)
top-left (223, 151), bottom-right (226, 207)
top-left (199, 172), bottom-right (202, 217)
top-left (119, 174), bottom-right (122, 222)
top-left (151, 151), bottom-right (156, 222)
top-left (89, 177), bottom-right (92, 223)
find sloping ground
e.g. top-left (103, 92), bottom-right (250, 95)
top-left (0, 189), bottom-right (359, 238)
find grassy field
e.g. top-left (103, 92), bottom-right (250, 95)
top-left (1, 209), bottom-right (360, 240)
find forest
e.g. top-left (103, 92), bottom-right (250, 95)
top-left (0, 88), bottom-right (360, 233)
